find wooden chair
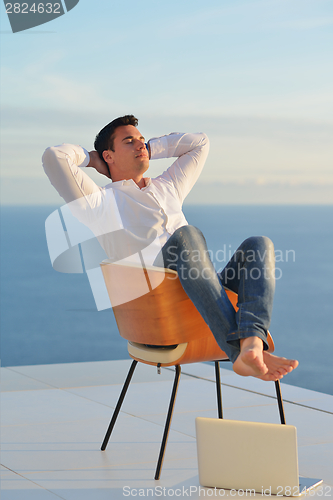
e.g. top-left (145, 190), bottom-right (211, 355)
top-left (99, 261), bottom-right (286, 480)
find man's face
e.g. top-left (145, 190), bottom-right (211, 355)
top-left (104, 125), bottom-right (149, 182)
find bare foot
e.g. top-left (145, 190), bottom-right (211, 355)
top-left (233, 336), bottom-right (299, 381)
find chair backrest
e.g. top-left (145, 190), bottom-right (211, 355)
top-left (100, 261), bottom-right (238, 344)
top-left (100, 261), bottom-right (274, 365)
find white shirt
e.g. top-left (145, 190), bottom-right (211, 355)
top-left (42, 132), bottom-right (209, 267)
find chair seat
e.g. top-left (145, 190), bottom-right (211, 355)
top-left (128, 341), bottom-right (188, 364)
top-left (128, 334), bottom-right (230, 366)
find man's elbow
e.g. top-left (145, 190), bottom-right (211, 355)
top-left (42, 146), bottom-right (58, 166)
top-left (42, 145), bottom-right (71, 172)
top-left (42, 146), bottom-right (70, 180)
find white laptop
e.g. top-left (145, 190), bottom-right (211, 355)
top-left (195, 418), bottom-right (323, 496)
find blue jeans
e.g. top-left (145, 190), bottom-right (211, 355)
top-left (157, 226), bottom-right (275, 363)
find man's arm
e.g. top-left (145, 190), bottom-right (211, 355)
top-left (86, 151), bottom-right (111, 179)
top-left (148, 133), bottom-right (209, 203)
top-left (42, 144), bottom-right (108, 205)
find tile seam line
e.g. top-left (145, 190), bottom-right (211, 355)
top-left (0, 463), bottom-right (66, 499)
top-left (1, 456), bottom-right (197, 475)
top-left (47, 386), bottom-right (203, 437)
top-left (2, 365), bottom-right (179, 391)
top-left (1, 384), bottom-right (200, 421)
top-left (169, 368), bottom-right (333, 415)
top-left (4, 366), bottom-right (332, 415)
top-left (3, 367), bottom-right (60, 390)
top-left (222, 382), bottom-right (333, 415)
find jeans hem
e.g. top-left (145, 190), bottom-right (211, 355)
top-left (226, 330), bottom-right (269, 351)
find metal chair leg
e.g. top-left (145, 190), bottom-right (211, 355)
top-left (101, 359), bottom-right (138, 451)
top-left (215, 361), bottom-right (223, 419)
top-left (214, 361), bottom-right (286, 426)
top-left (275, 379), bottom-right (286, 424)
top-left (155, 365), bottom-right (181, 480)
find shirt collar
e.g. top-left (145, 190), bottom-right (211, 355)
top-left (111, 177), bottom-right (151, 190)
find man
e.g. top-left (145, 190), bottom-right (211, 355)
top-left (43, 114), bottom-right (298, 382)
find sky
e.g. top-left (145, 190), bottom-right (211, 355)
top-left (1, 0), bottom-right (332, 205)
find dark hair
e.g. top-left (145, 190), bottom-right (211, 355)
top-left (94, 114), bottom-right (138, 160)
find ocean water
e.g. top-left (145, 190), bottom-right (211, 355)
top-left (1, 205), bottom-right (332, 395)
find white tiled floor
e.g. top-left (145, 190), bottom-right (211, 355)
top-left (1, 360), bottom-right (332, 499)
